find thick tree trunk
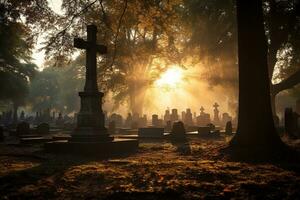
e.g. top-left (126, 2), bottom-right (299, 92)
top-left (230, 0), bottom-right (283, 148)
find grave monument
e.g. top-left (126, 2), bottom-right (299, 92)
top-left (45, 25), bottom-right (138, 156)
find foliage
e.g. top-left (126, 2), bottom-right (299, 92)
top-left (28, 59), bottom-right (84, 113)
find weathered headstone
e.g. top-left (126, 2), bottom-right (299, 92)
top-left (225, 121), bottom-right (233, 135)
top-left (19, 111), bottom-right (25, 121)
top-left (170, 121), bottom-right (186, 140)
top-left (284, 108), bottom-right (299, 138)
top-left (213, 102), bottom-right (220, 125)
top-left (152, 114), bottom-right (159, 127)
top-left (184, 108), bottom-right (193, 126)
top-left (164, 109), bottom-right (171, 123)
top-left (56, 112), bottom-right (64, 127)
top-left (170, 109), bottom-right (179, 122)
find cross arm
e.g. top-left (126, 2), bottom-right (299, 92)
top-left (74, 38), bottom-right (88, 49)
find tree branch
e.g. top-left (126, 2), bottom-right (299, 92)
top-left (272, 69), bottom-right (300, 95)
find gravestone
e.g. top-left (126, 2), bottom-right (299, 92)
top-left (184, 108), bottom-right (193, 126)
top-left (152, 114), bottom-right (159, 127)
top-left (196, 107), bottom-right (211, 126)
top-left (56, 112), bottom-right (64, 127)
top-left (164, 109), bottom-right (171, 123)
top-left (284, 108), bottom-right (299, 138)
top-left (225, 121), bottom-right (233, 135)
top-left (213, 102), bottom-right (220, 125)
top-left (16, 122), bottom-right (30, 135)
top-left (222, 113), bottom-right (232, 127)
top-left (36, 123), bottom-right (50, 135)
top-left (19, 111), bottom-right (25, 121)
top-left (45, 25), bottom-right (138, 156)
top-left (170, 109), bottom-right (179, 122)
top-left (170, 121), bottom-right (186, 140)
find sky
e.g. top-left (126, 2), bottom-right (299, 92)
top-left (32, 0), bottom-right (62, 69)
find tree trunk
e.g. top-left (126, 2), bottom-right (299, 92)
top-left (230, 0), bottom-right (283, 148)
top-left (129, 82), bottom-right (147, 115)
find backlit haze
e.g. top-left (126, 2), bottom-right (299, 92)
top-left (31, 0), bottom-right (238, 118)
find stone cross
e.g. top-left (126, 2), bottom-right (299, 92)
top-left (200, 106), bottom-right (205, 114)
top-left (213, 103), bottom-right (219, 111)
top-left (74, 25), bottom-right (107, 92)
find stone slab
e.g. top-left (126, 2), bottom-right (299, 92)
top-left (20, 137), bottom-right (53, 145)
top-left (44, 138), bottom-right (139, 157)
top-left (138, 128), bottom-right (164, 138)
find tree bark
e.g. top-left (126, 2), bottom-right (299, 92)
top-left (230, 0), bottom-right (283, 147)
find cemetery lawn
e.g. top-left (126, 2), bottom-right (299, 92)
top-left (0, 138), bottom-right (300, 199)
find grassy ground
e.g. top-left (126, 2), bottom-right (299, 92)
top-left (0, 137), bottom-right (300, 199)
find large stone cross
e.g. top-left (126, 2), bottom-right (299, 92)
top-left (74, 25), bottom-right (107, 92)
top-left (71, 25), bottom-right (111, 141)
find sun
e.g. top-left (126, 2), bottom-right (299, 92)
top-left (155, 66), bottom-right (184, 89)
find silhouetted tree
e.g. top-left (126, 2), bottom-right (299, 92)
top-left (230, 0), bottom-right (283, 148)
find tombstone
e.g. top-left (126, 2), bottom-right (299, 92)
top-left (213, 102), bottom-right (220, 125)
top-left (284, 108), bottom-right (299, 138)
top-left (56, 112), bottom-right (64, 127)
top-left (108, 121), bottom-right (116, 134)
top-left (0, 126), bottom-right (4, 142)
top-left (164, 109), bottom-right (171, 123)
top-left (45, 25), bottom-right (138, 156)
top-left (222, 113), bottom-right (232, 127)
top-left (16, 122), bottom-right (30, 135)
top-left (138, 127), bottom-right (164, 138)
top-left (184, 108), bottom-right (193, 126)
top-left (152, 114), bottom-right (159, 127)
top-left (36, 123), bottom-right (50, 135)
top-left (225, 121), bottom-right (233, 135)
top-left (110, 113), bottom-right (123, 128)
top-left (170, 121), bottom-right (186, 140)
top-left (196, 108), bottom-right (211, 126)
top-left (170, 109), bottom-right (179, 122)
top-left (19, 111), bottom-right (25, 121)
